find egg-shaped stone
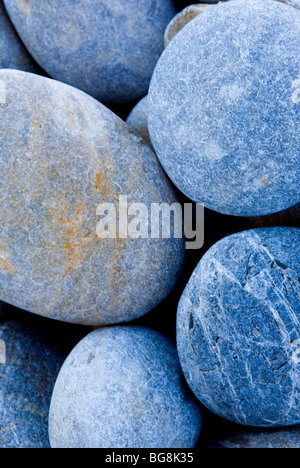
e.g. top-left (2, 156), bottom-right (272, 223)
top-left (148, 0), bottom-right (300, 216)
top-left (49, 326), bottom-right (203, 448)
top-left (0, 0), bottom-right (38, 72)
top-left (177, 227), bottom-right (300, 427)
top-left (0, 69), bottom-right (185, 326)
top-left (3, 0), bottom-right (177, 104)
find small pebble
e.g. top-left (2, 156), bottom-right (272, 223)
top-left (126, 96), bottom-right (152, 148)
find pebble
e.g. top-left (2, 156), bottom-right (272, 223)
top-left (0, 311), bottom-right (86, 448)
top-left (148, 0), bottom-right (300, 216)
top-left (126, 96), bottom-right (152, 148)
top-left (0, 69), bottom-right (185, 326)
top-left (49, 326), bottom-right (203, 448)
top-left (177, 227), bottom-right (300, 427)
top-left (0, 1), bottom-right (38, 72)
top-left (3, 0), bottom-right (177, 104)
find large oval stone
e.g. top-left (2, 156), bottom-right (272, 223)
top-left (3, 0), bottom-right (177, 104)
top-left (0, 69), bottom-right (185, 326)
top-left (0, 1), bottom-right (38, 72)
top-left (49, 326), bottom-right (203, 448)
top-left (148, 0), bottom-right (300, 216)
top-left (177, 227), bottom-right (300, 427)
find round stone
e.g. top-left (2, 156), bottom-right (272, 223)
top-left (164, 4), bottom-right (213, 48)
top-left (126, 96), bottom-right (152, 148)
top-left (177, 227), bottom-right (300, 427)
top-left (0, 1), bottom-right (38, 72)
top-left (3, 0), bottom-right (177, 104)
top-left (0, 69), bottom-right (185, 326)
top-left (0, 312), bottom-right (85, 448)
top-left (49, 326), bottom-right (203, 448)
top-left (148, 0), bottom-right (300, 216)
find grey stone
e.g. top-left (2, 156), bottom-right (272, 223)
top-left (49, 326), bottom-right (203, 448)
top-left (177, 227), bottom-right (300, 427)
top-left (4, 0), bottom-right (177, 104)
top-left (0, 0), bottom-right (38, 72)
top-left (148, 0), bottom-right (300, 216)
top-left (0, 69), bottom-right (185, 326)
top-left (126, 96), bottom-right (152, 148)
top-left (0, 313), bottom-right (85, 448)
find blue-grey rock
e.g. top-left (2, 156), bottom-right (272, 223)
top-left (49, 326), bottom-right (203, 448)
top-left (177, 227), bottom-right (300, 427)
top-left (126, 96), bottom-right (152, 148)
top-left (279, 0), bottom-right (300, 8)
top-left (0, 0), bottom-right (38, 72)
top-left (0, 313), bottom-right (86, 448)
top-left (3, 0), bottom-right (177, 104)
top-left (0, 69), bottom-right (185, 326)
top-left (148, 0), bottom-right (300, 217)
top-left (209, 424), bottom-right (300, 448)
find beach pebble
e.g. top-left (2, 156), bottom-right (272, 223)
top-left (0, 312), bottom-right (85, 448)
top-left (0, 69), bottom-right (185, 326)
top-left (49, 326), bottom-right (203, 448)
top-left (0, 1), bottom-right (38, 72)
top-left (148, 0), bottom-right (300, 216)
top-left (126, 96), bottom-right (152, 148)
top-left (3, 0), bottom-right (177, 104)
top-left (164, 4), bottom-right (213, 47)
top-left (177, 227), bottom-right (300, 427)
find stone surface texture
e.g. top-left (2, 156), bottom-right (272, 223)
top-left (4, 0), bottom-right (177, 104)
top-left (49, 326), bottom-right (203, 448)
top-left (148, 0), bottom-right (300, 216)
top-left (0, 0), bottom-right (38, 72)
top-left (126, 96), bottom-right (152, 147)
top-left (0, 69), bottom-right (185, 326)
top-left (177, 227), bottom-right (300, 427)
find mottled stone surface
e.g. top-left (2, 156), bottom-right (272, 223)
top-left (4, 0), bottom-right (177, 104)
top-left (0, 311), bottom-right (87, 448)
top-left (126, 96), bottom-right (152, 148)
top-left (49, 326), bottom-right (202, 448)
top-left (249, 203), bottom-right (300, 228)
top-left (209, 424), bottom-right (300, 448)
top-left (279, 0), bottom-right (300, 9)
top-left (177, 227), bottom-right (300, 427)
top-left (149, 0), bottom-right (300, 216)
top-left (164, 4), bottom-right (213, 48)
top-left (0, 69), bottom-right (185, 326)
top-left (0, 0), bottom-right (38, 72)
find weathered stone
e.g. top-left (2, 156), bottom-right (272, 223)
top-left (49, 326), bottom-right (203, 448)
top-left (0, 0), bottom-right (38, 72)
top-left (0, 311), bottom-right (87, 448)
top-left (4, 0), bottom-right (177, 104)
top-left (126, 96), bottom-right (152, 148)
top-left (148, 0), bottom-right (300, 216)
top-left (177, 227), bottom-right (300, 427)
top-left (0, 69), bottom-right (185, 326)
top-left (164, 4), bottom-right (213, 48)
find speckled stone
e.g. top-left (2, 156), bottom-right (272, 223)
top-left (0, 0), bottom-right (38, 72)
top-left (177, 227), bottom-right (300, 427)
top-left (0, 69), bottom-right (185, 326)
top-left (249, 203), bottom-right (300, 228)
top-left (0, 314), bottom-right (83, 448)
top-left (49, 326), bottom-right (203, 448)
top-left (148, 0), bottom-right (300, 216)
top-left (209, 424), bottom-right (300, 448)
top-left (3, 0), bottom-right (177, 104)
top-left (164, 4), bottom-right (213, 48)
top-left (126, 96), bottom-right (152, 148)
